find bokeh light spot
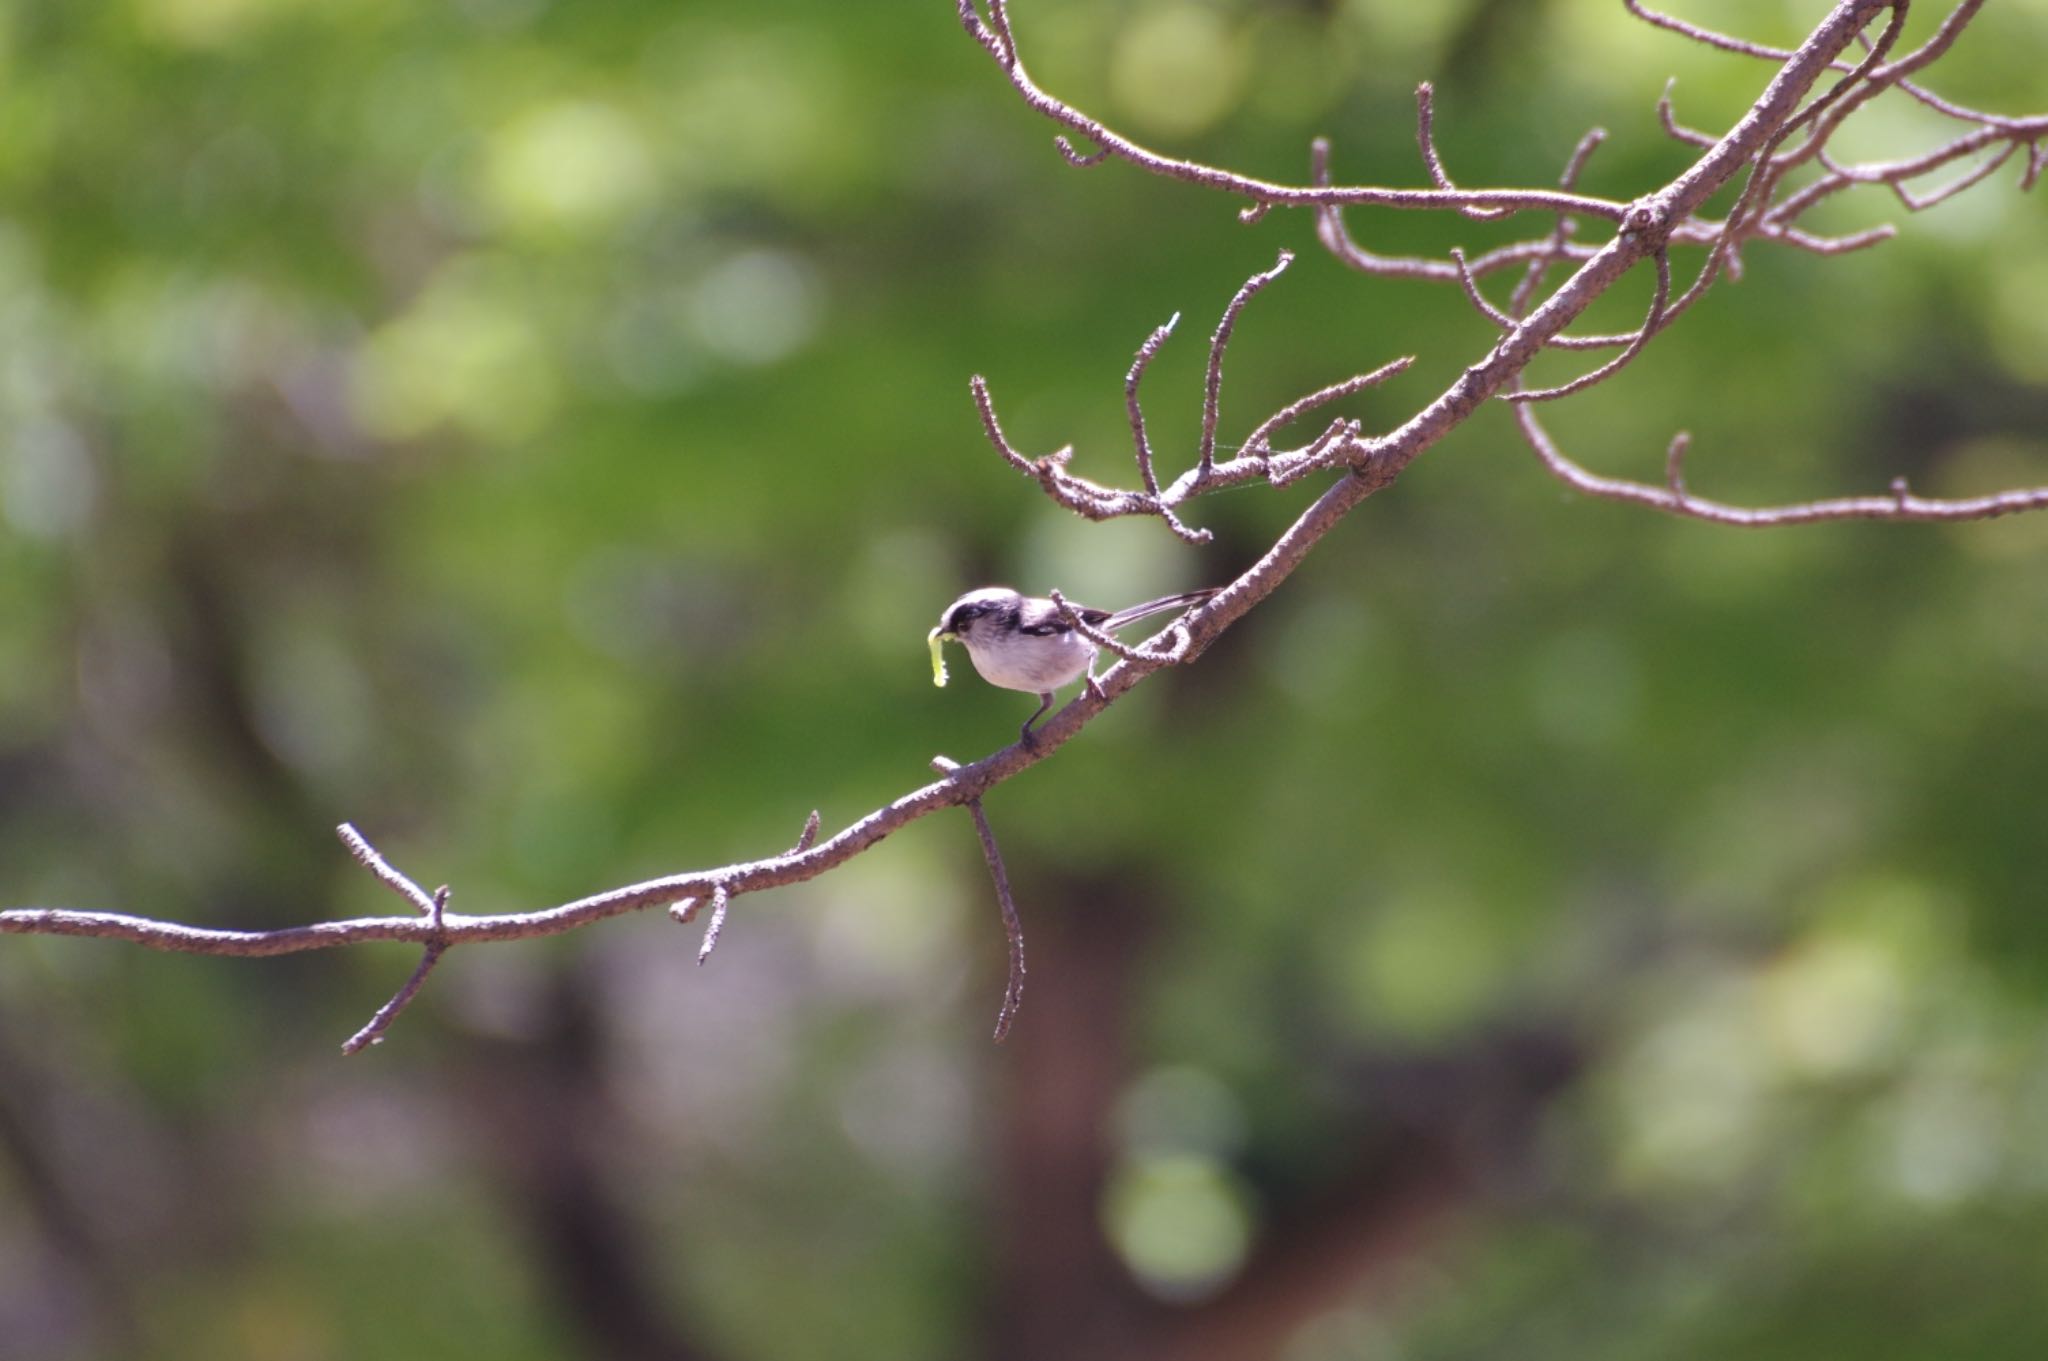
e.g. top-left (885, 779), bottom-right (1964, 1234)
top-left (1111, 4), bottom-right (1249, 139)
top-left (485, 100), bottom-right (656, 235)
top-left (689, 249), bottom-right (823, 367)
top-left (1104, 1150), bottom-right (1256, 1301)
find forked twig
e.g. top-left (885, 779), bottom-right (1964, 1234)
top-left (968, 372), bottom-right (1213, 544)
top-left (1048, 588), bottom-right (1198, 668)
top-left (684, 809), bottom-right (816, 965)
top-left (1504, 248), bottom-right (1672, 403)
top-left (1513, 400), bottom-right (2048, 527)
top-left (1238, 360), bottom-right (1414, 461)
top-left (336, 827), bottom-right (451, 1054)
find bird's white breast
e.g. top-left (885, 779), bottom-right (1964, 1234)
top-left (964, 632), bottom-right (1095, 693)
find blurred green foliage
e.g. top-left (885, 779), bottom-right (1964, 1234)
top-left (1, 0), bottom-right (2046, 1358)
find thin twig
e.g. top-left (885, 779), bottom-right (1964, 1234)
top-left (1048, 589), bottom-right (1195, 667)
top-left (1310, 136), bottom-right (1602, 284)
top-left (1624, 0), bottom-right (2013, 135)
top-left (1055, 134), bottom-right (1110, 168)
top-left (1664, 431), bottom-right (1691, 495)
top-left (969, 374), bottom-right (1213, 544)
top-left (958, 0), bottom-right (1012, 67)
top-left (791, 809), bottom-right (822, 854)
top-left (966, 798), bottom-right (1026, 1043)
top-left (1237, 359), bottom-right (1414, 461)
top-left (696, 884), bottom-right (732, 965)
top-left (1416, 83), bottom-right (1512, 221)
top-left (691, 809), bottom-right (816, 962)
top-left (1502, 123), bottom-right (1614, 324)
top-left (1200, 250), bottom-right (1293, 475)
top-left (1657, 79), bottom-right (1716, 149)
top-left (1127, 313), bottom-right (1180, 496)
top-left (341, 943), bottom-right (448, 1055)
top-left (336, 823), bottom-right (438, 915)
top-left (967, 374), bottom-right (1213, 544)
top-left (954, 0), bottom-right (1632, 222)
top-left (1514, 400), bottom-right (2048, 526)
top-left (1504, 248), bottom-right (1672, 403)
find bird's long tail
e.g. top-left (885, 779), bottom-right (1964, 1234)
top-left (1104, 588), bottom-right (1218, 630)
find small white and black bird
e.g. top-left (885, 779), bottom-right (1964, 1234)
top-left (929, 586), bottom-right (1216, 744)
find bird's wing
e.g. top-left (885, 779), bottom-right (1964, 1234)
top-left (1018, 598), bottom-right (1110, 635)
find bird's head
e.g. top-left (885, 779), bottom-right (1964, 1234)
top-left (932, 586), bottom-right (1023, 644)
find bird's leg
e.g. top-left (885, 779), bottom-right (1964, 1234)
top-left (1083, 658), bottom-right (1106, 702)
top-left (1019, 691), bottom-right (1055, 747)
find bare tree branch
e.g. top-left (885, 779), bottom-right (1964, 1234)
top-left (1512, 402), bottom-right (2048, 527)
top-left (8, 0), bottom-right (2047, 1050)
top-left (951, 0), bottom-right (1634, 222)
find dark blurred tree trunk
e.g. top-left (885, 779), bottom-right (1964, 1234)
top-left (981, 869), bottom-right (1585, 1361)
top-left (986, 868), bottom-right (1157, 1361)
top-left (464, 961), bottom-right (726, 1361)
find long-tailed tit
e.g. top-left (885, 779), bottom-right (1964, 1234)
top-left (928, 586), bottom-right (1217, 744)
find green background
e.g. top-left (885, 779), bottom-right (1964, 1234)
top-left (3, 1), bottom-right (2046, 1357)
